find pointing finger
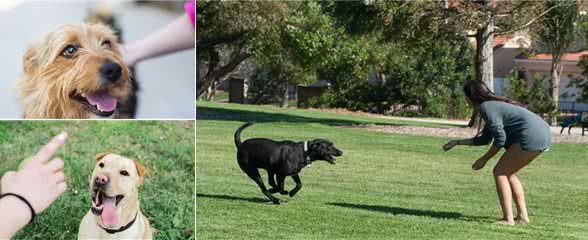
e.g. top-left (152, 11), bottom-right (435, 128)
top-left (29, 132), bottom-right (67, 166)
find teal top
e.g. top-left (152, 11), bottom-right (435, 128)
top-left (472, 101), bottom-right (552, 151)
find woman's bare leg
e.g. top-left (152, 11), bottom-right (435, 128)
top-left (494, 175), bottom-right (514, 224)
top-left (493, 144), bottom-right (541, 225)
top-left (508, 174), bottom-right (529, 224)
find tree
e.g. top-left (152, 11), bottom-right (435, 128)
top-left (535, 0), bottom-right (579, 125)
top-left (196, 1), bottom-right (286, 98)
top-left (197, 2), bottom-right (340, 107)
top-left (327, 1), bottom-right (553, 123)
top-left (569, 55), bottom-right (588, 103)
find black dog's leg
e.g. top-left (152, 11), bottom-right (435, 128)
top-left (568, 126), bottom-right (572, 135)
top-left (244, 167), bottom-right (280, 204)
top-left (276, 174), bottom-right (289, 195)
top-left (560, 126), bottom-right (565, 134)
top-left (268, 172), bottom-right (279, 193)
top-left (288, 174), bottom-right (303, 197)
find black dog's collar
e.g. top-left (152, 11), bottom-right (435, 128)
top-left (303, 141), bottom-right (311, 165)
top-left (99, 213), bottom-right (138, 234)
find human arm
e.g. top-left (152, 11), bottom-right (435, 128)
top-left (443, 137), bottom-right (480, 151)
top-left (123, 14), bottom-right (195, 67)
top-left (0, 132), bottom-right (67, 239)
top-left (471, 144), bottom-right (501, 170)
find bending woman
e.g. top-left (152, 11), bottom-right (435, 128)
top-left (443, 81), bottom-right (551, 225)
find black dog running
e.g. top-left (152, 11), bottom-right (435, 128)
top-left (234, 122), bottom-right (343, 204)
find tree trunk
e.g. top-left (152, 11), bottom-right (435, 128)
top-left (469, 0), bottom-right (494, 127)
top-left (551, 59), bottom-right (562, 125)
top-left (280, 82), bottom-right (289, 108)
top-left (474, 9), bottom-right (494, 90)
top-left (196, 50), bottom-right (248, 98)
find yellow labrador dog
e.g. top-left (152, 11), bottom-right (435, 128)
top-left (78, 153), bottom-right (152, 239)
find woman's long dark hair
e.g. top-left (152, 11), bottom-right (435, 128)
top-left (463, 80), bottom-right (522, 135)
top-left (463, 80), bottom-right (521, 106)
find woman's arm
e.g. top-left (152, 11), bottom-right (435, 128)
top-left (123, 14), bottom-right (195, 67)
top-left (0, 132), bottom-right (67, 239)
top-left (442, 137), bottom-right (478, 151)
top-left (472, 144), bottom-right (501, 170)
top-left (0, 197), bottom-right (31, 239)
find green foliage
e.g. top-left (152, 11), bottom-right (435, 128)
top-left (569, 55), bottom-right (588, 103)
top-left (527, 75), bottom-right (556, 115)
top-left (312, 34), bottom-right (474, 119)
top-left (504, 68), bottom-right (529, 103)
top-left (535, 1), bottom-right (579, 58)
top-left (505, 70), bottom-right (555, 114)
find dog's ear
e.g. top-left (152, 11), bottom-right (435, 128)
top-left (133, 160), bottom-right (146, 177)
top-left (23, 45), bottom-right (40, 76)
top-left (133, 160), bottom-right (146, 186)
top-left (309, 140), bottom-right (321, 151)
top-left (95, 152), bottom-right (111, 161)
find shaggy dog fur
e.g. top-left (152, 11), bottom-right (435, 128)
top-left (86, 6), bottom-right (139, 119)
top-left (18, 23), bottom-right (132, 119)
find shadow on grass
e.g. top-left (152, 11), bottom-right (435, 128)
top-left (196, 193), bottom-right (268, 203)
top-left (196, 106), bottom-right (406, 127)
top-left (329, 202), bottom-right (494, 223)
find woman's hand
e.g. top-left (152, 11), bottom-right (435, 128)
top-left (0, 132), bottom-right (67, 214)
top-left (442, 140), bottom-right (458, 151)
top-left (472, 158), bottom-right (488, 170)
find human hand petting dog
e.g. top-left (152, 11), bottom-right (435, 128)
top-left (0, 132), bottom-right (67, 238)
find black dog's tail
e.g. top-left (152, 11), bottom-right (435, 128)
top-left (234, 122), bottom-right (254, 148)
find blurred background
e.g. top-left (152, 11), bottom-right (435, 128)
top-left (0, 0), bottom-right (195, 119)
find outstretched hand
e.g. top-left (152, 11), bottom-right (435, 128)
top-left (0, 132), bottom-right (68, 214)
top-left (442, 140), bottom-right (458, 152)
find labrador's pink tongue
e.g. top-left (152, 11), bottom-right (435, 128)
top-left (86, 91), bottom-right (117, 112)
top-left (101, 196), bottom-right (118, 226)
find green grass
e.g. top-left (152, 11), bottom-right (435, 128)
top-left (202, 91), bottom-right (298, 108)
top-left (196, 102), bottom-right (588, 240)
top-left (0, 121), bottom-right (195, 239)
top-left (197, 101), bottom-right (461, 128)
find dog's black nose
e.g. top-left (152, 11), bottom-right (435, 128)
top-left (99, 62), bottom-right (122, 83)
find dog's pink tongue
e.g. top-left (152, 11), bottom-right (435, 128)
top-left (86, 91), bottom-right (117, 112)
top-left (101, 197), bottom-right (118, 226)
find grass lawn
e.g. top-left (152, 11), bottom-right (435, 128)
top-left (196, 102), bottom-right (588, 240)
top-left (0, 121), bottom-right (195, 239)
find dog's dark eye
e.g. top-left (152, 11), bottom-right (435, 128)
top-left (102, 40), bottom-right (112, 48)
top-left (62, 45), bottom-right (77, 58)
top-left (99, 162), bottom-right (104, 168)
top-left (120, 170), bottom-right (129, 176)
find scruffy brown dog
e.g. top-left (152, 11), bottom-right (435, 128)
top-left (18, 23), bottom-right (132, 119)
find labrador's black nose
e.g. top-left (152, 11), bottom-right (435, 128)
top-left (99, 62), bottom-right (122, 83)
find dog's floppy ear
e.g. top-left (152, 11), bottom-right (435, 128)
top-left (133, 160), bottom-right (146, 186)
top-left (95, 152), bottom-right (111, 161)
top-left (309, 140), bottom-right (321, 151)
top-left (134, 160), bottom-right (146, 177)
top-left (23, 45), bottom-right (40, 76)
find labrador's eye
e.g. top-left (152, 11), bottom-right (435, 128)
top-left (62, 45), bottom-right (77, 58)
top-left (120, 170), bottom-right (129, 176)
top-left (99, 162), bottom-right (104, 168)
top-left (102, 40), bottom-right (112, 48)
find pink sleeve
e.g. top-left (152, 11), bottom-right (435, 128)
top-left (184, 0), bottom-right (195, 29)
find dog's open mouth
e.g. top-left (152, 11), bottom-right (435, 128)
top-left (91, 189), bottom-right (124, 226)
top-left (70, 90), bottom-right (117, 116)
top-left (326, 155), bottom-right (337, 164)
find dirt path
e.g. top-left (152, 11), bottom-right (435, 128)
top-left (343, 124), bottom-right (587, 144)
top-left (306, 108), bottom-right (468, 125)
